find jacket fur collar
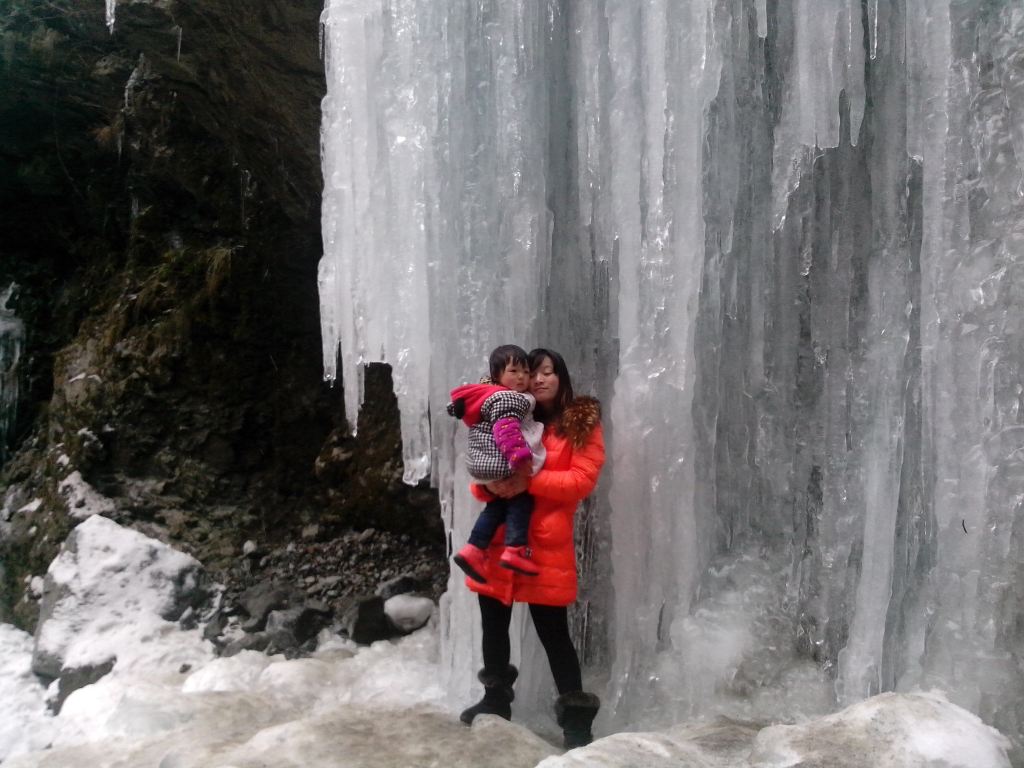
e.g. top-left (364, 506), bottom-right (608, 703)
top-left (553, 395), bottom-right (601, 449)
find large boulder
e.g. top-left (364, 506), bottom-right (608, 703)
top-left (32, 515), bottom-right (216, 683)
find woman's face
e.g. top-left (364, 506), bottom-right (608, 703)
top-left (530, 356), bottom-right (559, 406)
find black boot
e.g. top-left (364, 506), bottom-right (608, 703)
top-left (554, 691), bottom-right (600, 749)
top-left (459, 665), bottom-right (518, 725)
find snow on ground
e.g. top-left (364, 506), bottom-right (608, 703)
top-left (539, 692), bottom-right (1011, 767)
top-left (3, 617), bottom-right (1013, 768)
top-left (0, 624), bottom-right (54, 760)
top-left (748, 691), bottom-right (1012, 768)
top-left (2, 622), bottom-right (559, 768)
top-left (0, 514), bottom-right (1013, 767)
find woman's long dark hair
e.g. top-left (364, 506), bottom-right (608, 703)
top-left (528, 348), bottom-right (574, 423)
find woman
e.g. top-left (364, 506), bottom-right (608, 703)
top-left (458, 348), bottom-right (605, 749)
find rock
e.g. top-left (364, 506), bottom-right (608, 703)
top-left (357, 528), bottom-right (376, 543)
top-left (238, 581), bottom-right (296, 633)
top-left (339, 595), bottom-right (391, 645)
top-left (376, 573), bottom-right (422, 600)
top-left (32, 515), bottom-right (214, 679)
top-left (263, 613), bottom-right (298, 653)
top-left (221, 632), bottom-right (271, 658)
top-left (202, 609), bottom-right (228, 643)
top-left (384, 594), bottom-right (433, 634)
top-left (313, 575), bottom-right (342, 593)
top-left (266, 603), bottom-right (333, 648)
top-left (50, 658), bottom-right (116, 714)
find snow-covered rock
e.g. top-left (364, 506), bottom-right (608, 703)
top-left (32, 515), bottom-right (216, 681)
top-left (384, 594), bottom-right (434, 633)
top-left (539, 692), bottom-right (1011, 768)
top-left (749, 691), bottom-right (1011, 768)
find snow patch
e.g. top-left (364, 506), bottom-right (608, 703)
top-left (33, 515), bottom-right (213, 677)
top-left (0, 625), bottom-right (54, 761)
top-left (57, 471), bottom-right (115, 519)
top-left (17, 498), bottom-right (41, 514)
top-left (750, 691), bottom-right (1011, 768)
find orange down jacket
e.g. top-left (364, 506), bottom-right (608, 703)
top-left (466, 396), bottom-right (605, 606)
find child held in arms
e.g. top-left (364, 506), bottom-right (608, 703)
top-left (447, 345), bottom-right (545, 581)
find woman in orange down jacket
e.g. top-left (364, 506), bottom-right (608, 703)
top-left (458, 348), bottom-right (605, 750)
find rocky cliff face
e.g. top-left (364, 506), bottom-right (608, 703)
top-left (0, 0), bottom-right (443, 627)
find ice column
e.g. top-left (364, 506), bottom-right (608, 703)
top-left (0, 284), bottom-right (24, 463)
top-left (603, 0), bottom-right (721, 722)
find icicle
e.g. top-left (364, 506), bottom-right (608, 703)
top-left (124, 54), bottom-right (146, 111)
top-left (240, 169), bottom-right (252, 230)
top-left (770, 0), bottom-right (866, 227)
top-left (0, 284), bottom-right (24, 463)
top-left (318, 12), bottom-right (326, 61)
top-left (869, 0), bottom-right (879, 60)
top-left (105, 0), bottom-right (117, 33)
top-left (756, 0), bottom-right (768, 38)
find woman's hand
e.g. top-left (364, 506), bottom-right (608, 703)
top-left (486, 475), bottom-right (529, 498)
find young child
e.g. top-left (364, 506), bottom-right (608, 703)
top-left (447, 344), bottom-right (545, 582)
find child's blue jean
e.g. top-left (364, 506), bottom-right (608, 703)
top-left (468, 491), bottom-right (533, 548)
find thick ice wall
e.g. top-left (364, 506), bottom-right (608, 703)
top-left (690, 0), bottom-right (1024, 753)
top-left (319, 0), bottom-right (1024, 757)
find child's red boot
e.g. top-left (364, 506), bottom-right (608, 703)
top-left (453, 544), bottom-right (489, 583)
top-left (499, 546), bottom-right (540, 575)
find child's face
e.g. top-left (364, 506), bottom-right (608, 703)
top-left (499, 361), bottom-right (530, 392)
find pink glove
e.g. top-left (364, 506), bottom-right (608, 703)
top-left (493, 417), bottom-right (531, 471)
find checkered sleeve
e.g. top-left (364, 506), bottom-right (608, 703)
top-left (462, 392), bottom-right (531, 481)
top-left (480, 391), bottom-right (530, 423)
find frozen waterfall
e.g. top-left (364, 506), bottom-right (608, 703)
top-left (319, 0), bottom-right (1024, 759)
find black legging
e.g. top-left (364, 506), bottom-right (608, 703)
top-left (479, 594), bottom-right (583, 694)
